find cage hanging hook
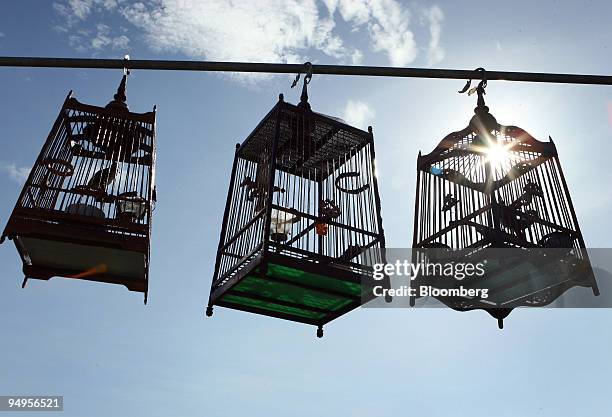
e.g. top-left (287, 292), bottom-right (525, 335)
top-left (123, 54), bottom-right (131, 76)
top-left (117, 54), bottom-right (131, 99)
top-left (458, 67), bottom-right (487, 93)
top-left (459, 67), bottom-right (487, 108)
top-left (291, 62), bottom-right (313, 108)
top-left (107, 55), bottom-right (131, 110)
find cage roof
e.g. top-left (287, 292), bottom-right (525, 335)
top-left (417, 123), bottom-right (559, 192)
top-left (238, 99), bottom-right (372, 182)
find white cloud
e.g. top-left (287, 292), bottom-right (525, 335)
top-left (67, 23), bottom-right (130, 52)
top-left (68, 0), bottom-right (118, 18)
top-left (120, 1), bottom-right (356, 64)
top-left (423, 5), bottom-right (444, 65)
top-left (343, 100), bottom-right (374, 129)
top-left (91, 23), bottom-right (129, 50)
top-left (53, 0), bottom-right (119, 27)
top-left (351, 48), bottom-right (364, 65)
top-left (67, 0), bottom-right (95, 19)
top-left (1, 162), bottom-right (30, 183)
top-left (325, 0), bottom-right (418, 66)
top-left (53, 0), bottom-right (445, 75)
top-left (326, 0), bottom-right (370, 25)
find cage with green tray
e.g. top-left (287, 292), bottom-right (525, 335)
top-left (207, 86), bottom-right (387, 337)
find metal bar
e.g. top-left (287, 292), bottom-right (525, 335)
top-left (284, 221), bottom-right (317, 247)
top-left (212, 245), bottom-right (263, 289)
top-left (417, 204), bottom-right (493, 246)
top-left (219, 208), bottom-right (265, 252)
top-left (271, 204), bottom-right (379, 238)
top-left (1, 56), bottom-right (612, 85)
top-left (260, 105), bottom-right (282, 267)
top-left (210, 143), bottom-right (242, 305)
top-left (214, 301), bottom-right (320, 326)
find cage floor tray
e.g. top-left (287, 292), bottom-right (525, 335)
top-left (15, 236), bottom-right (147, 293)
top-left (213, 255), bottom-right (366, 326)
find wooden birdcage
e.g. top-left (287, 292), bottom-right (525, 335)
top-left (1, 74), bottom-right (157, 303)
top-left (207, 86), bottom-right (386, 337)
top-left (412, 80), bottom-right (598, 327)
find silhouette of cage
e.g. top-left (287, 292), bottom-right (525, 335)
top-left (412, 84), bottom-right (598, 327)
top-left (208, 93), bottom-right (386, 335)
top-left (1, 75), bottom-right (156, 302)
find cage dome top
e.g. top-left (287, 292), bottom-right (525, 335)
top-left (418, 123), bottom-right (558, 192)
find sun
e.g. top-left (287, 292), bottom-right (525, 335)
top-left (485, 142), bottom-right (511, 167)
top-left (467, 133), bottom-right (517, 179)
top-left (472, 132), bottom-right (516, 169)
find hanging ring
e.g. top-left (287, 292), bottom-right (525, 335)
top-left (335, 171), bottom-right (370, 195)
top-left (45, 158), bottom-right (74, 177)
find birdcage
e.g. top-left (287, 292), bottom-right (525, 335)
top-left (207, 83), bottom-right (386, 337)
top-left (411, 76), bottom-right (598, 327)
top-left (1, 74), bottom-right (157, 303)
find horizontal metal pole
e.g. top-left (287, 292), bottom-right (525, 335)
top-left (1, 56), bottom-right (612, 85)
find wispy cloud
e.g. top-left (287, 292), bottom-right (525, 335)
top-left (1, 162), bottom-right (30, 183)
top-left (422, 5), bottom-right (444, 65)
top-left (120, 1), bottom-right (356, 65)
top-left (53, 0), bottom-right (119, 27)
top-left (325, 0), bottom-right (418, 66)
top-left (66, 23), bottom-right (129, 52)
top-left (53, 0), bottom-right (446, 78)
top-left (343, 100), bottom-right (375, 129)
top-left (54, 0), bottom-right (128, 51)
top-left (90, 23), bottom-right (129, 50)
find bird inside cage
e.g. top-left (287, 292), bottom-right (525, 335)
top-left (270, 208), bottom-right (301, 242)
top-left (315, 199), bottom-right (341, 236)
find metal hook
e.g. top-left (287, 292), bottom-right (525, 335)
top-left (458, 67), bottom-right (486, 95)
top-left (303, 62), bottom-right (313, 84)
top-left (123, 54), bottom-right (131, 76)
top-left (459, 67), bottom-right (488, 109)
top-left (291, 62), bottom-right (313, 107)
top-left (107, 55), bottom-right (130, 109)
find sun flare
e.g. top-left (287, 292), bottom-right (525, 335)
top-left (485, 142), bottom-right (512, 167)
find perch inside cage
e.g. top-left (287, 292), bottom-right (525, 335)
top-left (411, 74), bottom-right (598, 327)
top-left (1, 72), bottom-right (157, 303)
top-left (207, 76), bottom-right (386, 337)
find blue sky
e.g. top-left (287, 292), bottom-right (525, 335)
top-left (1, 1), bottom-right (611, 416)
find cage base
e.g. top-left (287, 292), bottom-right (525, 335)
top-left (6, 234), bottom-right (148, 294)
top-left (211, 254), bottom-right (367, 326)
